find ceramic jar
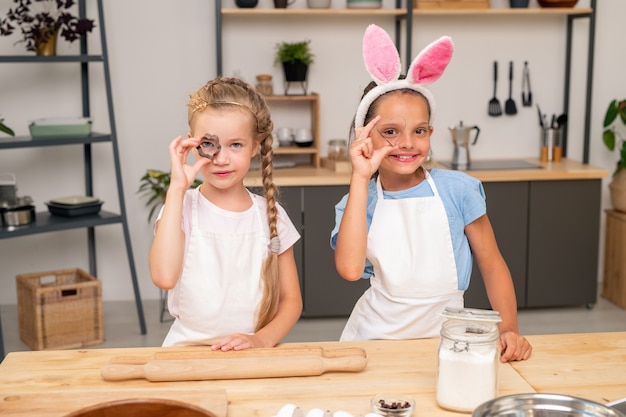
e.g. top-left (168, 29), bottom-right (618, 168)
top-left (235, 0), bottom-right (258, 7)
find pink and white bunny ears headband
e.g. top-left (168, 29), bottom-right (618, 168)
top-left (354, 24), bottom-right (454, 129)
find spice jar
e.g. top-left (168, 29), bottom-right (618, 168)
top-left (255, 74), bottom-right (273, 96)
top-left (436, 307), bottom-right (502, 412)
top-left (328, 139), bottom-right (348, 161)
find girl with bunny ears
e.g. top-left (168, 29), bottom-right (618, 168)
top-left (330, 25), bottom-right (531, 362)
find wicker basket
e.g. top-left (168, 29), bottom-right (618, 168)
top-left (17, 268), bottom-right (104, 350)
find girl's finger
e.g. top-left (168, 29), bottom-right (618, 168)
top-left (360, 115), bottom-right (381, 140)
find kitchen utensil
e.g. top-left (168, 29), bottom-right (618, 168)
top-left (67, 398), bottom-right (218, 417)
top-left (437, 307), bottom-right (502, 412)
top-left (556, 113), bottom-right (568, 128)
top-left (0, 196), bottom-right (35, 227)
top-left (521, 61), bottom-right (532, 106)
top-left (235, 0), bottom-right (258, 7)
top-left (276, 127), bottom-right (295, 146)
top-left (29, 117), bottom-right (92, 139)
top-left (509, 0), bottom-right (529, 7)
top-left (473, 393), bottom-right (626, 417)
top-left (540, 127), bottom-right (561, 162)
top-left (538, 0), bottom-right (578, 7)
top-left (46, 200), bottom-right (103, 217)
top-left (0, 172), bottom-right (17, 208)
top-left (274, 0), bottom-right (295, 7)
top-left (375, 116), bottom-right (406, 146)
top-left (347, 0), bottom-right (382, 8)
top-left (294, 127), bottom-right (313, 147)
top-left (49, 195), bottom-right (101, 206)
top-left (196, 134), bottom-right (221, 159)
top-left (536, 104), bottom-right (545, 128)
top-left (505, 61), bottom-right (517, 115)
top-left (2, 389), bottom-right (228, 417)
top-left (101, 346), bottom-right (368, 382)
top-left (307, 0), bottom-right (332, 7)
top-left (608, 398), bottom-right (626, 415)
top-left (371, 394), bottom-right (415, 417)
top-left (488, 61), bottom-right (502, 117)
top-left (449, 121), bottom-right (480, 170)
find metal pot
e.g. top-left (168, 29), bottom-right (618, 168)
top-left (473, 393), bottom-right (626, 417)
top-left (0, 196), bottom-right (35, 227)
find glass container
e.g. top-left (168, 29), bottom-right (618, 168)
top-left (436, 307), bottom-right (502, 412)
top-left (255, 74), bottom-right (273, 96)
top-left (328, 139), bottom-right (348, 161)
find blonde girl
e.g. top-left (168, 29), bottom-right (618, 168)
top-left (150, 77), bottom-right (302, 350)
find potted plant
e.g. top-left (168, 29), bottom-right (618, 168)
top-left (603, 98), bottom-right (626, 212)
top-left (0, 114), bottom-right (14, 136)
top-left (0, 0), bottom-right (95, 56)
top-left (274, 39), bottom-right (314, 94)
top-left (138, 169), bottom-right (202, 223)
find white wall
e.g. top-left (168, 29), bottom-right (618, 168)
top-left (0, 0), bottom-right (624, 306)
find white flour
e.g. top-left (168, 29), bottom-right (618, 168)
top-left (436, 344), bottom-right (499, 412)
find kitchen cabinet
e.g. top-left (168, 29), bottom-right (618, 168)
top-left (602, 210), bottom-right (626, 310)
top-left (464, 179), bottom-right (601, 309)
top-left (0, 0), bottom-right (146, 357)
top-left (277, 185), bottom-right (369, 317)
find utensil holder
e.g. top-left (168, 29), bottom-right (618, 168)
top-left (509, 0), bottom-right (529, 7)
top-left (540, 128), bottom-right (562, 162)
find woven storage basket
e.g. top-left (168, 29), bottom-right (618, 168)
top-left (17, 268), bottom-right (103, 350)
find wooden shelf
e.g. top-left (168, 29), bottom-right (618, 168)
top-left (220, 7), bottom-right (591, 17)
top-left (265, 93), bottom-right (321, 168)
top-left (221, 8), bottom-right (407, 16)
top-left (412, 7), bottom-right (592, 16)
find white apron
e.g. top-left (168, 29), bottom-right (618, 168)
top-left (163, 188), bottom-right (267, 346)
top-left (340, 168), bottom-right (464, 340)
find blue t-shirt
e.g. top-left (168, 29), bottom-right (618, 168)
top-left (330, 168), bottom-right (486, 290)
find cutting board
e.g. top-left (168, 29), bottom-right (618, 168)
top-left (0, 388), bottom-right (227, 417)
top-left (101, 347), bottom-right (367, 382)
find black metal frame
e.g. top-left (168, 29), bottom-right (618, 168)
top-left (214, 2), bottom-right (595, 165)
top-left (0, 0), bottom-right (146, 358)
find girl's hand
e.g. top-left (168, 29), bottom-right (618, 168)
top-left (210, 333), bottom-right (264, 351)
top-left (350, 116), bottom-right (396, 180)
top-left (168, 136), bottom-right (210, 192)
top-left (499, 330), bottom-right (532, 362)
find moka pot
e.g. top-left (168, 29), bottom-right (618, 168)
top-left (449, 121), bottom-right (480, 170)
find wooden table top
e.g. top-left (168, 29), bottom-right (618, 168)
top-left (244, 158), bottom-right (608, 187)
top-left (509, 332), bottom-right (626, 405)
top-left (0, 333), bottom-right (624, 417)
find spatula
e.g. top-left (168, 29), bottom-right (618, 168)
top-left (505, 61), bottom-right (517, 115)
top-left (488, 61), bottom-right (502, 117)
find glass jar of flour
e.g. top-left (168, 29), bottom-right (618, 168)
top-left (436, 307), bottom-right (502, 412)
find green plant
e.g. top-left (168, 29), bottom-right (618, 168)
top-left (0, 115), bottom-right (14, 136)
top-left (602, 99), bottom-right (626, 175)
top-left (138, 169), bottom-right (202, 223)
top-left (0, 0), bottom-right (95, 52)
top-left (274, 40), bottom-right (314, 66)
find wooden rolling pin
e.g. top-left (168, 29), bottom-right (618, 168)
top-left (101, 347), bottom-right (367, 382)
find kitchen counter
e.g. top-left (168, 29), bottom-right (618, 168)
top-left (244, 158), bottom-right (608, 187)
top-left (0, 332), bottom-right (624, 416)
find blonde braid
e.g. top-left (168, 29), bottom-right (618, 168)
top-left (256, 132), bottom-right (280, 331)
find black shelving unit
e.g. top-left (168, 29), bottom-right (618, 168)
top-left (0, 0), bottom-right (146, 358)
